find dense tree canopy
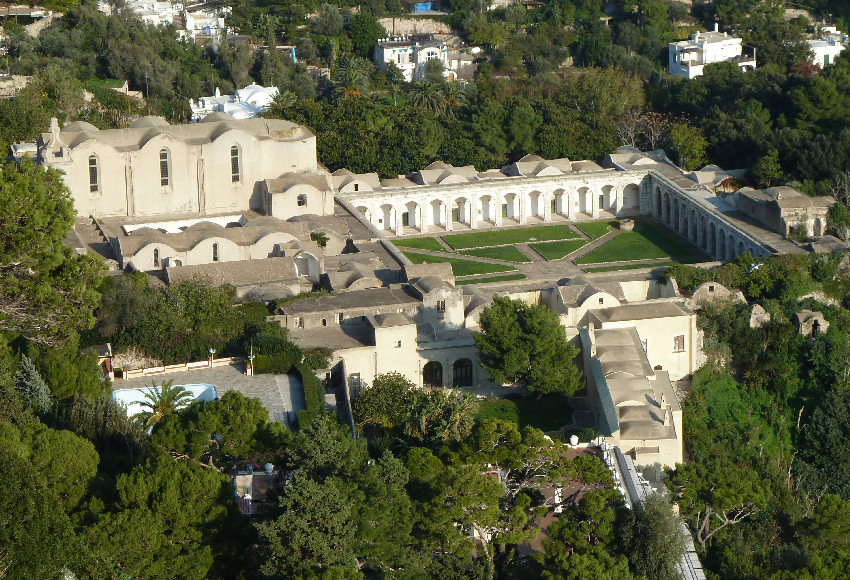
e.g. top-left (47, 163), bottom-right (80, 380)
top-left (475, 296), bottom-right (582, 395)
top-left (0, 160), bottom-right (104, 345)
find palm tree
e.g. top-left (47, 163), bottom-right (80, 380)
top-left (271, 89), bottom-right (297, 109)
top-left (135, 380), bottom-right (192, 429)
top-left (407, 81), bottom-right (446, 116)
top-left (442, 82), bottom-right (468, 115)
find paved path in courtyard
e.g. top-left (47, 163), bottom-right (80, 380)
top-left (515, 243), bottom-right (545, 262)
top-left (114, 364), bottom-right (305, 423)
top-left (564, 230), bottom-right (622, 262)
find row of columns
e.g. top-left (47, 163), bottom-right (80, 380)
top-left (359, 184), bottom-right (641, 234)
top-left (654, 187), bottom-right (763, 262)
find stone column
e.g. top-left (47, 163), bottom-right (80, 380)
top-left (444, 197), bottom-right (453, 231)
top-left (470, 195), bottom-right (479, 229)
top-left (518, 192), bottom-right (527, 224)
top-left (542, 192), bottom-right (552, 222)
top-left (418, 203), bottom-right (426, 233)
top-left (565, 190), bottom-right (573, 220)
top-left (591, 190), bottom-right (600, 218)
top-left (495, 195), bottom-right (503, 226)
top-left (395, 204), bottom-right (403, 236)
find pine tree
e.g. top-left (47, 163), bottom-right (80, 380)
top-left (13, 354), bottom-right (52, 414)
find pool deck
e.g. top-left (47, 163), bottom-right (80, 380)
top-left (114, 363), bottom-right (305, 423)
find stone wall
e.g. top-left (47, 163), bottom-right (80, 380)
top-left (378, 17), bottom-right (451, 35)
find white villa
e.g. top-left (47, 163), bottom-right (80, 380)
top-left (808, 26), bottom-right (847, 68)
top-left (190, 84), bottom-right (279, 122)
top-left (373, 35), bottom-right (477, 82)
top-left (668, 26), bottom-right (756, 79)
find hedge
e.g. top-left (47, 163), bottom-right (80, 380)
top-left (294, 363), bottom-right (326, 429)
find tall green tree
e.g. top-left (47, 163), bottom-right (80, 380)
top-left (13, 353), bottom-right (52, 414)
top-left (475, 296), bottom-right (582, 395)
top-left (618, 494), bottom-right (686, 580)
top-left (0, 160), bottom-right (104, 345)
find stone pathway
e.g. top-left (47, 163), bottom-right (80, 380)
top-left (515, 243), bottom-right (545, 262)
top-left (566, 230), bottom-right (621, 262)
top-left (114, 364), bottom-right (306, 423)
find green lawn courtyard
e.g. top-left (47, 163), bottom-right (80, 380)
top-left (459, 246), bottom-right (532, 262)
top-left (443, 224), bottom-right (579, 250)
top-left (401, 251), bottom-right (516, 276)
top-left (577, 220), bottom-right (618, 240)
top-left (576, 220), bottom-right (705, 265)
top-left (391, 237), bottom-right (445, 252)
top-left (530, 239), bottom-right (588, 261)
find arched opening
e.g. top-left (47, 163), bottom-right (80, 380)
top-left (718, 230), bottom-right (727, 261)
top-left (655, 187), bottom-right (662, 217)
top-left (423, 361), bottom-right (443, 388)
top-left (405, 201), bottom-right (419, 229)
top-left (708, 222), bottom-right (716, 255)
top-left (356, 206), bottom-right (372, 224)
top-left (552, 189), bottom-right (566, 215)
top-left (297, 194), bottom-right (307, 207)
top-left (212, 242), bottom-right (219, 262)
top-left (453, 197), bottom-right (468, 225)
top-left (601, 185), bottom-right (615, 212)
top-left (153, 248), bottom-right (159, 268)
top-left (624, 184), bottom-right (640, 211)
top-left (453, 358), bottom-right (473, 387)
top-left (672, 199), bottom-right (680, 231)
top-left (664, 193), bottom-right (671, 224)
top-left (814, 218), bottom-right (824, 237)
top-left (529, 191), bottom-right (542, 218)
top-left (578, 187), bottom-right (591, 215)
top-left (503, 193), bottom-right (518, 220)
top-left (381, 204), bottom-right (394, 230)
top-left (294, 252), bottom-right (319, 280)
top-left (736, 240), bottom-right (744, 257)
top-left (430, 199), bottom-right (444, 227)
top-left (727, 234), bottom-right (735, 261)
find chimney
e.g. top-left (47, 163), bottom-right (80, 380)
top-left (663, 406), bottom-right (671, 426)
top-left (660, 393), bottom-right (666, 406)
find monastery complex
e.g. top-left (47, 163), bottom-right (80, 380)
top-left (21, 115), bottom-right (839, 481)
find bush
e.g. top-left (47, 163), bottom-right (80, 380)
top-left (302, 348), bottom-right (332, 370)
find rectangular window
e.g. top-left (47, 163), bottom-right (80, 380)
top-left (230, 146), bottom-right (240, 183)
top-left (159, 150), bottom-right (169, 186)
top-left (88, 157), bottom-right (98, 193)
top-left (296, 317), bottom-right (304, 329)
top-left (395, 341), bottom-right (402, 348)
top-left (436, 300), bottom-right (446, 312)
top-left (599, 195), bottom-right (604, 209)
top-left (337, 313), bottom-right (344, 324)
top-left (673, 335), bottom-right (685, 353)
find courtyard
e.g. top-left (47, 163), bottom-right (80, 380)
top-left (390, 218), bottom-right (708, 285)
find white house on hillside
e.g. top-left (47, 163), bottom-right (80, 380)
top-left (808, 26), bottom-right (847, 68)
top-left (373, 35), bottom-right (478, 82)
top-left (189, 84), bottom-right (279, 122)
top-left (668, 26), bottom-right (756, 79)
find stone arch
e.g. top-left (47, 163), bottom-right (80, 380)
top-left (380, 203), bottom-right (394, 231)
top-left (479, 195), bottom-right (494, 223)
top-left (552, 188), bottom-right (566, 215)
top-left (294, 251), bottom-right (320, 280)
top-left (503, 193), bottom-right (519, 220)
top-left (601, 184), bottom-right (615, 212)
top-left (664, 192), bottom-right (672, 224)
top-left (708, 222), bottom-right (716, 256)
top-left (356, 205), bottom-right (372, 224)
top-left (404, 200), bottom-right (419, 229)
top-left (727, 234), bottom-right (736, 261)
top-left (624, 183), bottom-right (640, 211)
top-left (814, 217), bottom-right (824, 237)
top-left (528, 190), bottom-right (543, 218)
top-left (655, 186), bottom-right (662, 217)
top-left (672, 199), bottom-right (680, 232)
top-left (689, 209), bottom-right (698, 242)
top-left (718, 229), bottom-right (727, 261)
top-left (430, 199), bottom-right (445, 227)
top-left (699, 217), bottom-right (707, 249)
top-left (578, 186), bottom-right (592, 215)
top-left (452, 358), bottom-right (473, 387)
top-left (423, 361), bottom-right (443, 388)
top-left (453, 196), bottom-right (469, 225)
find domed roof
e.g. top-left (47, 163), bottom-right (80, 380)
top-left (62, 121), bottom-right (99, 133)
top-left (199, 111), bottom-right (236, 123)
top-left (130, 116), bottom-right (170, 128)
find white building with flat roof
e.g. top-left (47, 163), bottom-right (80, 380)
top-left (808, 26), bottom-right (847, 68)
top-left (190, 84), bottom-right (279, 122)
top-left (669, 27), bottom-right (756, 79)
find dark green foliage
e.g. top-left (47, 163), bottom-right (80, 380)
top-left (13, 353), bottom-right (53, 414)
top-left (302, 347), bottom-right (332, 370)
top-left (0, 160), bottom-right (105, 346)
top-left (0, 446), bottom-right (78, 579)
top-left (618, 494), bottom-right (686, 580)
top-left (27, 336), bottom-right (109, 400)
top-left (795, 389), bottom-right (850, 499)
top-left (295, 362), bottom-right (327, 428)
top-left (475, 295), bottom-right (582, 395)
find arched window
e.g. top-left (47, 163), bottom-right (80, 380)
top-left (230, 145), bottom-right (240, 183)
top-left (423, 361), bottom-right (442, 389)
top-left (212, 243), bottom-right (219, 262)
top-left (297, 194), bottom-right (307, 207)
top-left (159, 149), bottom-right (170, 186)
top-left (88, 155), bottom-right (99, 193)
top-left (153, 248), bottom-right (159, 267)
top-left (453, 359), bottom-right (473, 387)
